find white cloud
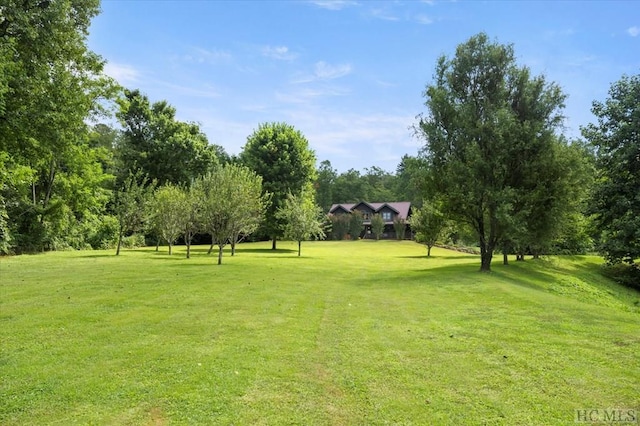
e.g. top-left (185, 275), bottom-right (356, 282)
top-left (262, 45), bottom-right (297, 61)
top-left (309, 0), bottom-right (359, 10)
top-left (414, 14), bottom-right (433, 25)
top-left (183, 47), bottom-right (232, 64)
top-left (314, 61), bottom-right (352, 79)
top-left (292, 61), bottom-right (353, 84)
top-left (103, 62), bottom-right (140, 84)
top-left (275, 86), bottom-right (349, 104)
top-left (627, 26), bottom-right (640, 37)
top-left (370, 8), bottom-right (400, 21)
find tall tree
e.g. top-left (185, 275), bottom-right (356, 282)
top-left (0, 0), bottom-right (116, 252)
top-left (416, 33), bottom-right (565, 271)
top-left (240, 122), bottom-right (316, 250)
top-left (116, 89), bottom-right (217, 186)
top-left (583, 74), bottom-right (640, 264)
top-left (277, 190), bottom-right (325, 256)
top-left (315, 160), bottom-right (337, 212)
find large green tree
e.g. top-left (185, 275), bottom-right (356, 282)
top-left (416, 33), bottom-right (566, 271)
top-left (583, 74), bottom-right (640, 264)
top-left (116, 89), bottom-right (217, 186)
top-left (240, 122), bottom-right (316, 250)
top-left (0, 0), bottom-right (116, 252)
top-left (410, 204), bottom-right (446, 257)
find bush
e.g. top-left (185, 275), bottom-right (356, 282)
top-left (601, 262), bottom-right (640, 291)
top-left (87, 215), bottom-right (119, 249)
top-left (121, 233), bottom-right (146, 249)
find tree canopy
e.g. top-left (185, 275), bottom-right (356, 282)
top-left (240, 122), bottom-right (316, 249)
top-left (583, 74), bottom-right (640, 264)
top-left (416, 33), bottom-right (567, 271)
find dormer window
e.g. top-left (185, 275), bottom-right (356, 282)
top-left (382, 211), bottom-right (392, 221)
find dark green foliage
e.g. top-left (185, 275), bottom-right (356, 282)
top-left (240, 122), bottom-right (316, 249)
top-left (416, 33), bottom-right (566, 271)
top-left (116, 89), bottom-right (218, 186)
top-left (583, 74), bottom-right (640, 264)
top-left (316, 160), bottom-right (337, 212)
top-left (330, 214), bottom-right (350, 240)
top-left (371, 214), bottom-right (385, 240)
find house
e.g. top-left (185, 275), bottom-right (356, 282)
top-left (328, 201), bottom-right (412, 239)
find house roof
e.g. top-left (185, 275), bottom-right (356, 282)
top-left (329, 202), bottom-right (412, 221)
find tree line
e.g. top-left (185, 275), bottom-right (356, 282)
top-left (1, 3), bottom-right (638, 279)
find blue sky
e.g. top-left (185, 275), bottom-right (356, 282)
top-left (88, 0), bottom-right (640, 173)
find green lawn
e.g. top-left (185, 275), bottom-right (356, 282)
top-left (1, 241), bottom-right (638, 425)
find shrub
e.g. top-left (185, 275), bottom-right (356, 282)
top-left (601, 262), bottom-right (640, 291)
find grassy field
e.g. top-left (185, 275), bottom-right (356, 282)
top-left (1, 241), bottom-right (639, 425)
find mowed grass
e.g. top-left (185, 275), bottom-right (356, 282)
top-left (1, 241), bottom-right (639, 425)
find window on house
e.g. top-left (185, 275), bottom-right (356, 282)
top-left (363, 212), bottom-right (370, 220)
top-left (382, 212), bottom-right (392, 221)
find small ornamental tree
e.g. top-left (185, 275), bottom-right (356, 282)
top-left (393, 217), bottom-right (407, 240)
top-left (113, 171), bottom-right (154, 256)
top-left (348, 210), bottom-right (364, 240)
top-left (370, 214), bottom-right (385, 240)
top-left (330, 214), bottom-right (349, 240)
top-left (182, 185), bottom-right (201, 259)
top-left (410, 205), bottom-right (446, 257)
top-left (277, 190), bottom-right (325, 256)
top-left (150, 184), bottom-right (187, 255)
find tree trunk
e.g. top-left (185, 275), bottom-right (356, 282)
top-left (156, 238), bottom-right (160, 252)
top-left (503, 251), bottom-right (508, 265)
top-left (272, 237), bottom-right (277, 250)
top-left (186, 242), bottom-right (191, 259)
top-left (231, 239), bottom-right (236, 256)
top-left (427, 245), bottom-right (432, 257)
top-left (168, 243), bottom-right (172, 255)
top-left (217, 245), bottom-right (223, 265)
top-left (208, 242), bottom-right (214, 255)
top-left (480, 248), bottom-right (493, 271)
top-left (116, 228), bottom-right (123, 256)
top-left (298, 240), bottom-right (301, 257)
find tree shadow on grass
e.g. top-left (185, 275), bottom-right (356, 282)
top-left (396, 255), bottom-right (478, 260)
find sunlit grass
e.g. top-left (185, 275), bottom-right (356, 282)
top-left (1, 241), bottom-right (638, 425)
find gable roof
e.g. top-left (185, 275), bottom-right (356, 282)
top-left (329, 202), bottom-right (412, 220)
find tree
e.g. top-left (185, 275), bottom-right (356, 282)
top-left (583, 74), bottom-right (640, 264)
top-left (0, 0), bottom-right (116, 253)
top-left (348, 210), bottom-right (364, 240)
top-left (395, 155), bottom-right (429, 207)
top-left (277, 190), bottom-right (326, 256)
top-left (410, 204), bottom-right (446, 257)
top-left (196, 164), bottom-right (267, 265)
top-left (150, 184), bottom-right (186, 255)
top-left (315, 160), bottom-right (337, 212)
top-left (416, 33), bottom-right (566, 271)
top-left (240, 122), bottom-right (316, 250)
top-left (393, 217), bottom-right (407, 240)
top-left (113, 171), bottom-right (154, 256)
top-left (333, 169), bottom-right (368, 203)
top-left (181, 185), bottom-right (202, 259)
top-left (370, 214), bottom-right (385, 240)
top-left (116, 89), bottom-right (217, 186)
top-left (330, 214), bottom-right (350, 240)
